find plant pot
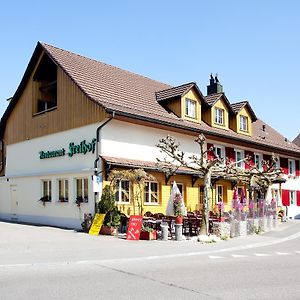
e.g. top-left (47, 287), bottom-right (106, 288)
top-left (140, 230), bottom-right (157, 240)
top-left (175, 216), bottom-right (183, 224)
top-left (100, 225), bottom-right (117, 235)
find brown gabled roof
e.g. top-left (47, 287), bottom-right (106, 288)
top-left (293, 133), bottom-right (300, 147)
top-left (231, 101), bottom-right (257, 121)
top-left (155, 82), bottom-right (195, 102)
top-left (1, 42), bottom-right (300, 157)
top-left (204, 93), bottom-right (234, 114)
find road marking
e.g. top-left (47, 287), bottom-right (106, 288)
top-left (209, 255), bottom-right (224, 259)
top-left (295, 251), bottom-right (300, 254)
top-left (254, 253), bottom-right (270, 257)
top-left (275, 252), bottom-right (292, 256)
top-left (232, 254), bottom-right (247, 258)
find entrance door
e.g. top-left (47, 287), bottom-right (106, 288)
top-left (10, 185), bottom-right (18, 220)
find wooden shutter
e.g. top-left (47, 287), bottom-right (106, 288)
top-left (297, 191), bottom-right (300, 206)
top-left (282, 189), bottom-right (290, 206)
top-left (207, 143), bottom-right (214, 161)
top-left (225, 147), bottom-right (235, 163)
top-left (245, 151), bottom-right (254, 170)
top-left (280, 158), bottom-right (288, 175)
top-left (296, 160), bottom-right (300, 177)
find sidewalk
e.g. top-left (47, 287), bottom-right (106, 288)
top-left (0, 219), bottom-right (298, 267)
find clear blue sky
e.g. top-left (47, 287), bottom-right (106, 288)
top-left (1, 0), bottom-right (299, 140)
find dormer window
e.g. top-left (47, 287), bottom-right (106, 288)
top-left (215, 108), bottom-right (224, 125)
top-left (185, 98), bottom-right (196, 118)
top-left (240, 115), bottom-right (248, 132)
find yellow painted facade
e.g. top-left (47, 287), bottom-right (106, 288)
top-left (236, 107), bottom-right (252, 136)
top-left (181, 89), bottom-right (201, 123)
top-left (104, 170), bottom-right (247, 216)
top-left (212, 99), bottom-right (229, 130)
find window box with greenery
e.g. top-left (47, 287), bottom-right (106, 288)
top-left (39, 195), bottom-right (51, 206)
top-left (140, 225), bottom-right (157, 240)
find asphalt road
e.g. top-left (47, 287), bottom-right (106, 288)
top-left (0, 220), bottom-right (299, 300)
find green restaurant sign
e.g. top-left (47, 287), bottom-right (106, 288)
top-left (39, 138), bottom-right (96, 159)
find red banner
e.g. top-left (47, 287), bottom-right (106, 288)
top-left (126, 215), bottom-right (143, 240)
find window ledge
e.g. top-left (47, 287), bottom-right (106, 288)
top-left (33, 106), bottom-right (57, 117)
top-left (144, 203), bottom-right (159, 206)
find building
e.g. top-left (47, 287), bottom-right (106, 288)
top-left (0, 42), bottom-right (300, 229)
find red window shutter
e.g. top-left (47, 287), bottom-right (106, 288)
top-left (263, 154), bottom-right (272, 171)
top-left (280, 158), bottom-right (288, 175)
top-left (296, 160), bottom-right (300, 177)
top-left (297, 191), bottom-right (300, 206)
top-left (207, 143), bottom-right (214, 161)
top-left (245, 151), bottom-right (254, 170)
top-left (282, 189), bottom-right (290, 206)
top-left (225, 147), bottom-right (235, 163)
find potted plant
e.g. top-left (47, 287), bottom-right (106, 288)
top-left (98, 186), bottom-right (121, 235)
top-left (140, 225), bottom-right (157, 240)
top-left (174, 192), bottom-right (184, 224)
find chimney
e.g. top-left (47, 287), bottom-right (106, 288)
top-left (207, 73), bottom-right (223, 95)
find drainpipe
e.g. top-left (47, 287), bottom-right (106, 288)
top-left (93, 111), bottom-right (115, 213)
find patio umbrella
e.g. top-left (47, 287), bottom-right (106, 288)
top-left (166, 181), bottom-right (187, 216)
top-left (241, 187), bottom-right (247, 206)
top-left (265, 186), bottom-right (272, 204)
top-left (232, 188), bottom-right (239, 209)
top-left (276, 190), bottom-right (282, 207)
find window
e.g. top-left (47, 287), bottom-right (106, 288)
top-left (185, 98), bottom-right (196, 118)
top-left (290, 190), bottom-right (296, 205)
top-left (33, 54), bottom-right (57, 114)
top-left (76, 178), bottom-right (88, 203)
top-left (42, 180), bottom-right (52, 201)
top-left (254, 153), bottom-right (262, 170)
top-left (215, 108), bottom-right (224, 125)
top-left (144, 181), bottom-right (158, 204)
top-left (275, 157), bottom-right (280, 170)
top-left (58, 179), bottom-right (69, 202)
top-left (173, 182), bottom-right (184, 202)
top-left (239, 115), bottom-right (248, 132)
top-left (235, 150), bottom-right (244, 168)
top-left (216, 185), bottom-right (223, 203)
top-left (288, 159), bottom-right (296, 176)
top-left (213, 145), bottom-right (225, 160)
top-left (115, 180), bottom-right (130, 203)
top-left (199, 186), bottom-right (204, 204)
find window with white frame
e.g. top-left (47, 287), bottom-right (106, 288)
top-left (275, 156), bottom-right (280, 170)
top-left (213, 145), bottom-right (225, 160)
top-left (174, 182), bottom-right (184, 202)
top-left (41, 180), bottom-right (52, 201)
top-left (235, 149), bottom-right (244, 168)
top-left (214, 108), bottom-right (224, 125)
top-left (216, 185), bottom-right (223, 203)
top-left (290, 190), bottom-right (296, 205)
top-left (144, 181), bottom-right (158, 204)
top-left (239, 115), bottom-right (248, 132)
top-left (254, 153), bottom-right (262, 170)
top-left (115, 180), bottom-right (130, 203)
top-left (76, 178), bottom-right (88, 203)
top-left (185, 98), bottom-right (196, 118)
top-left (58, 179), bottom-right (69, 202)
top-left (288, 159), bottom-right (296, 176)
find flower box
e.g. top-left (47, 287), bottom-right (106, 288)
top-left (100, 225), bottom-right (118, 235)
top-left (139, 230), bottom-right (157, 240)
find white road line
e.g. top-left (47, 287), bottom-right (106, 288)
top-left (254, 253), bottom-right (270, 257)
top-left (232, 254), bottom-right (247, 258)
top-left (295, 251), bottom-right (300, 254)
top-left (275, 252), bottom-right (292, 256)
top-left (208, 255), bottom-right (224, 259)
